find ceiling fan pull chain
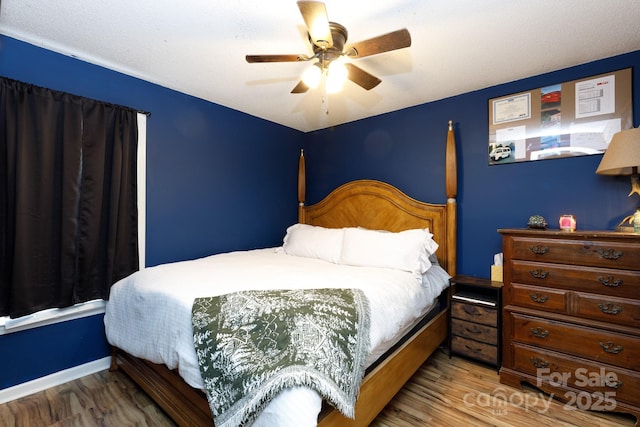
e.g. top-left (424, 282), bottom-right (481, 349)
top-left (322, 72), bottom-right (329, 115)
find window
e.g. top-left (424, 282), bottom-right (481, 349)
top-left (0, 113), bottom-right (146, 334)
top-left (0, 77), bottom-right (141, 323)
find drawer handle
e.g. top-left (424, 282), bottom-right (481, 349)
top-left (598, 303), bottom-right (623, 315)
top-left (598, 276), bottom-right (623, 288)
top-left (530, 357), bottom-right (548, 368)
top-left (464, 344), bottom-right (482, 353)
top-left (529, 292), bottom-right (549, 303)
top-left (529, 245), bottom-right (549, 255)
top-left (529, 269), bottom-right (549, 279)
top-left (530, 327), bottom-right (549, 338)
top-left (597, 248), bottom-right (623, 260)
top-left (599, 341), bottom-right (623, 354)
top-left (462, 305), bottom-right (482, 316)
top-left (465, 326), bottom-right (483, 335)
top-left (606, 380), bottom-right (623, 390)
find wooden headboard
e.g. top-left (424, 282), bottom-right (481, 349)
top-left (297, 121), bottom-right (457, 276)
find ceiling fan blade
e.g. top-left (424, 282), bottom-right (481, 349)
top-left (297, 1), bottom-right (333, 48)
top-left (291, 80), bottom-right (310, 94)
top-left (345, 63), bottom-right (381, 90)
top-left (347, 28), bottom-right (411, 58)
top-left (246, 54), bottom-right (309, 63)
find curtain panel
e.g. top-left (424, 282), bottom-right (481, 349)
top-left (0, 77), bottom-right (139, 318)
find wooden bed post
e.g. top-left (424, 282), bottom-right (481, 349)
top-left (298, 149), bottom-right (306, 223)
top-left (445, 120), bottom-right (457, 277)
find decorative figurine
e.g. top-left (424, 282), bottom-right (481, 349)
top-left (527, 215), bottom-right (548, 229)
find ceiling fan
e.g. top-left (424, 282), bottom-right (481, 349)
top-left (245, 1), bottom-right (411, 94)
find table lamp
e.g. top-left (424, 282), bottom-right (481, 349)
top-left (596, 127), bottom-right (640, 231)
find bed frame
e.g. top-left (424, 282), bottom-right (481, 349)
top-left (110, 121), bottom-right (458, 426)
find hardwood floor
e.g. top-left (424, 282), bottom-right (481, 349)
top-left (373, 349), bottom-right (635, 427)
top-left (1, 348), bottom-right (636, 426)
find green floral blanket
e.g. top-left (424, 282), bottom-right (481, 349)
top-left (192, 288), bottom-right (370, 427)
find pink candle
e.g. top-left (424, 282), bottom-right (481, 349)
top-left (559, 215), bottom-right (576, 231)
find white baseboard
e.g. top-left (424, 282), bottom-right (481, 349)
top-left (0, 356), bottom-right (111, 404)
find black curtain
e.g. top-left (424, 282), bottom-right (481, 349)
top-left (0, 77), bottom-right (139, 318)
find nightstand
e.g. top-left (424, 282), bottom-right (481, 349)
top-left (449, 275), bottom-right (503, 371)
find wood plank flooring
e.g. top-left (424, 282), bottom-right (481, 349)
top-left (1, 348), bottom-right (636, 426)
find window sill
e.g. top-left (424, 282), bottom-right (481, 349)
top-left (0, 300), bottom-right (106, 335)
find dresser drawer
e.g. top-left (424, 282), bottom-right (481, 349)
top-left (512, 343), bottom-right (640, 407)
top-left (509, 312), bottom-right (640, 370)
top-left (451, 335), bottom-right (497, 365)
top-left (507, 236), bottom-right (640, 270)
top-left (573, 292), bottom-right (640, 327)
top-left (508, 283), bottom-right (568, 313)
top-left (451, 318), bottom-right (498, 345)
top-left (510, 260), bottom-right (640, 299)
top-left (451, 301), bottom-right (497, 326)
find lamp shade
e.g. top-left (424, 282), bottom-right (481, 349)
top-left (596, 127), bottom-right (640, 175)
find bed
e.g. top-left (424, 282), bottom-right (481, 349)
top-left (106, 121), bottom-right (458, 426)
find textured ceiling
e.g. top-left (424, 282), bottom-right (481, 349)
top-left (1, 0), bottom-right (639, 132)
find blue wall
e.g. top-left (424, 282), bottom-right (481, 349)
top-left (1, 33), bottom-right (638, 391)
top-left (1, 315), bottom-right (110, 388)
top-left (0, 35), bottom-right (302, 389)
top-left (303, 50), bottom-right (640, 277)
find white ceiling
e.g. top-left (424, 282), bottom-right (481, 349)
top-left (1, 1), bottom-right (639, 132)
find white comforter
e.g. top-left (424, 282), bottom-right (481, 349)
top-left (104, 248), bottom-right (449, 426)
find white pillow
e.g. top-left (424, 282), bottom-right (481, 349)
top-left (340, 227), bottom-right (439, 277)
top-left (282, 223), bottom-right (344, 263)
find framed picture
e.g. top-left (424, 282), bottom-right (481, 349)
top-left (488, 68), bottom-right (633, 165)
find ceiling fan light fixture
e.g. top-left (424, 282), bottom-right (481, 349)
top-left (246, 2), bottom-right (412, 97)
top-left (326, 59), bottom-right (348, 93)
top-left (302, 63), bottom-right (322, 88)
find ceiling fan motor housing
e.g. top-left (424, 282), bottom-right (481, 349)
top-left (310, 22), bottom-right (347, 63)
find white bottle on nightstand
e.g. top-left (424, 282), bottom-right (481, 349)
top-left (633, 208), bottom-right (640, 234)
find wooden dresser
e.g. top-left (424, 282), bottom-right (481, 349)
top-left (498, 229), bottom-right (640, 423)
